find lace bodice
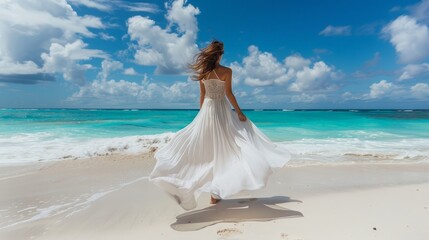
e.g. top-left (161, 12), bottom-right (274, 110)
top-left (203, 79), bottom-right (225, 99)
top-left (202, 69), bottom-right (225, 99)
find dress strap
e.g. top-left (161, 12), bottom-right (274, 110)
top-left (213, 69), bottom-right (220, 80)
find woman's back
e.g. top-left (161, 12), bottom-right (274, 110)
top-left (202, 69), bottom-right (226, 100)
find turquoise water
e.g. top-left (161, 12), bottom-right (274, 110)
top-left (1, 109), bottom-right (429, 164)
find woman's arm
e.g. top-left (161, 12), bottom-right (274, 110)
top-left (225, 68), bottom-right (247, 121)
top-left (199, 80), bottom-right (205, 109)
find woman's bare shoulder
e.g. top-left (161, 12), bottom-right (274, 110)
top-left (218, 65), bottom-right (232, 73)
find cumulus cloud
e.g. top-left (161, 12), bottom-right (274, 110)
top-left (366, 80), bottom-right (399, 99)
top-left (71, 77), bottom-right (155, 101)
top-left (289, 61), bottom-right (340, 92)
top-left (127, 0), bottom-right (200, 74)
top-left (342, 81), bottom-right (399, 101)
top-left (0, 0), bottom-right (106, 84)
top-left (69, 75), bottom-right (199, 107)
top-left (285, 54), bottom-right (311, 69)
top-left (230, 46), bottom-right (296, 86)
top-left (98, 59), bottom-right (123, 80)
top-left (165, 0), bottom-right (199, 33)
top-left (41, 40), bottom-right (107, 85)
top-left (231, 45), bottom-right (340, 92)
top-left (410, 83), bottom-right (429, 99)
top-left (342, 91), bottom-right (358, 101)
top-left (345, 80), bottom-right (429, 101)
top-left (399, 63), bottom-right (429, 80)
top-left (382, 15), bottom-right (429, 64)
top-left (319, 25), bottom-right (351, 36)
top-left (124, 68), bottom-right (138, 75)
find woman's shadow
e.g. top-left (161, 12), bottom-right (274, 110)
top-left (171, 196), bottom-right (303, 231)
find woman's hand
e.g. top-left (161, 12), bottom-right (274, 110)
top-left (237, 111), bottom-right (247, 122)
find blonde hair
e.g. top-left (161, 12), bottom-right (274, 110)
top-left (189, 40), bottom-right (224, 81)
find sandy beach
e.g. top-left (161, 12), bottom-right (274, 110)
top-left (0, 153), bottom-right (428, 240)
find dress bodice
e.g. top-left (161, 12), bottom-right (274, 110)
top-left (202, 79), bottom-right (225, 99)
top-left (202, 69), bottom-right (226, 99)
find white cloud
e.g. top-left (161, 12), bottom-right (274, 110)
top-left (124, 2), bottom-right (159, 13)
top-left (127, 0), bottom-right (200, 74)
top-left (382, 15), bottom-right (429, 64)
top-left (124, 67), bottom-right (138, 75)
top-left (231, 46), bottom-right (297, 86)
top-left (41, 40), bottom-right (107, 85)
top-left (0, 0), bottom-right (106, 84)
top-left (165, 0), bottom-right (200, 33)
top-left (367, 80), bottom-right (395, 99)
top-left (98, 59), bottom-right (123, 80)
top-left (0, 0), bottom-right (104, 38)
top-left (99, 32), bottom-right (115, 41)
top-left (342, 91), bottom-right (356, 101)
top-left (290, 93), bottom-right (327, 103)
top-left (399, 63), bottom-right (429, 80)
top-left (0, 59), bottom-right (42, 75)
top-left (285, 54), bottom-right (311, 69)
top-left (319, 25), bottom-right (351, 36)
top-left (244, 78), bottom-right (273, 87)
top-left (231, 45), bottom-right (340, 92)
top-left (68, 0), bottom-right (159, 13)
top-left (69, 64), bottom-right (200, 108)
top-left (289, 61), bottom-right (339, 92)
top-left (410, 83), bottom-right (429, 99)
top-left (345, 80), bottom-right (429, 102)
top-left (68, 0), bottom-right (111, 11)
top-left (71, 78), bottom-right (153, 100)
top-left (69, 76), bottom-right (199, 107)
top-left (344, 80), bottom-right (403, 101)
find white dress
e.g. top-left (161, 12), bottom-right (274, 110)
top-left (148, 69), bottom-right (291, 210)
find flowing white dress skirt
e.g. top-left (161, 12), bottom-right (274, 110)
top-left (149, 95), bottom-right (291, 210)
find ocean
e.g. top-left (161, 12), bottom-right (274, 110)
top-left (1, 108), bottom-right (429, 165)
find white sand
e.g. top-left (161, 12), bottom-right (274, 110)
top-left (1, 153), bottom-right (428, 240)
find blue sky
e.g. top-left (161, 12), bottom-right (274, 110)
top-left (0, 0), bottom-right (429, 109)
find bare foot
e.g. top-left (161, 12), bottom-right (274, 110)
top-left (210, 195), bottom-right (221, 204)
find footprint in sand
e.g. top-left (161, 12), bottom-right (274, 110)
top-left (217, 228), bottom-right (243, 238)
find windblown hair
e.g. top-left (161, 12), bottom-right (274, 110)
top-left (189, 40), bottom-right (224, 81)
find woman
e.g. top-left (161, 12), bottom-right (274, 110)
top-left (149, 40), bottom-right (291, 210)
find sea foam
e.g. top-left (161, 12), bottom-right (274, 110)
top-left (1, 131), bottom-right (428, 165)
top-left (0, 132), bottom-right (174, 165)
